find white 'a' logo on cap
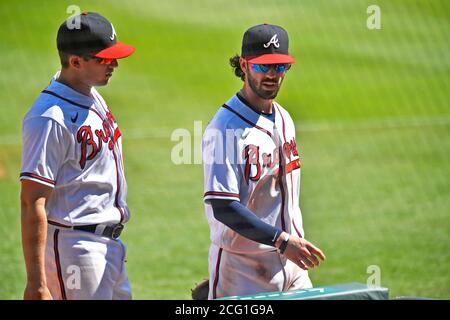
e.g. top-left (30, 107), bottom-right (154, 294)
top-left (264, 34), bottom-right (280, 48)
top-left (110, 23), bottom-right (117, 41)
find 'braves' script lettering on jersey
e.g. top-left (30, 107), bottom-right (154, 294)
top-left (76, 111), bottom-right (121, 169)
top-left (283, 138), bottom-right (299, 159)
top-left (244, 139), bottom-right (299, 184)
top-left (244, 145), bottom-right (261, 184)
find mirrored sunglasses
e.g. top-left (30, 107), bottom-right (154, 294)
top-left (250, 63), bottom-right (291, 73)
top-left (94, 57), bottom-right (115, 65)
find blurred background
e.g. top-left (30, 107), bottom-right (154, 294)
top-left (0, 0), bottom-right (448, 299)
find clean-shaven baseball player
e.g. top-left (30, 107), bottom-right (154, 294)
top-left (20, 12), bottom-right (135, 300)
top-left (203, 24), bottom-right (326, 299)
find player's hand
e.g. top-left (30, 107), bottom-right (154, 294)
top-left (23, 283), bottom-right (53, 300)
top-left (281, 234), bottom-right (326, 270)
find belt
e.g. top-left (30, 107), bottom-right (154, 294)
top-left (73, 223), bottom-right (124, 240)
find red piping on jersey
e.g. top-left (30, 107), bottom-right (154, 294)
top-left (20, 172), bottom-right (56, 186)
top-left (112, 151), bottom-right (125, 222)
top-left (93, 91), bottom-right (122, 148)
top-left (275, 105), bottom-right (286, 231)
top-left (213, 248), bottom-right (223, 299)
top-left (222, 104), bottom-right (272, 138)
top-left (204, 191), bottom-right (240, 198)
top-left (92, 91), bottom-right (125, 223)
top-left (48, 220), bottom-right (71, 228)
top-left (278, 146), bottom-right (287, 232)
top-left (293, 220), bottom-right (303, 238)
top-left (275, 105), bottom-right (288, 144)
top-left (53, 229), bottom-right (67, 300)
top-left (290, 173), bottom-right (294, 209)
top-left (275, 105), bottom-right (294, 214)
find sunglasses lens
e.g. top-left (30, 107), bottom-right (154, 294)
top-left (276, 64), bottom-right (288, 73)
top-left (99, 58), bottom-right (114, 65)
top-left (260, 64), bottom-right (270, 72)
top-left (251, 64), bottom-right (290, 73)
top-left (251, 64), bottom-right (268, 73)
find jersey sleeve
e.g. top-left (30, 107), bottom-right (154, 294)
top-left (203, 125), bottom-right (241, 202)
top-left (20, 117), bottom-right (68, 188)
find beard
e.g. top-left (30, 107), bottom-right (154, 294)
top-left (246, 67), bottom-right (283, 100)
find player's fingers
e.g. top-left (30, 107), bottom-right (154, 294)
top-left (306, 252), bottom-right (320, 266)
top-left (298, 253), bottom-right (315, 268)
top-left (309, 246), bottom-right (326, 261)
top-left (300, 249), bottom-right (319, 267)
top-left (299, 247), bottom-right (320, 267)
top-left (295, 259), bottom-right (308, 270)
top-left (308, 243), bottom-right (327, 261)
top-left (290, 252), bottom-right (309, 270)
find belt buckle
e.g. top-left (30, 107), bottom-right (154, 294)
top-left (111, 223), bottom-right (124, 240)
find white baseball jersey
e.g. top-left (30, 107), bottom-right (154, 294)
top-left (20, 75), bottom-right (130, 226)
top-left (203, 94), bottom-right (304, 254)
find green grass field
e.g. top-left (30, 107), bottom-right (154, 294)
top-left (0, 0), bottom-right (449, 299)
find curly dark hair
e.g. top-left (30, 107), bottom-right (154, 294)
top-left (229, 55), bottom-right (245, 81)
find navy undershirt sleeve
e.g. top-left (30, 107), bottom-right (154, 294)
top-left (210, 199), bottom-right (283, 247)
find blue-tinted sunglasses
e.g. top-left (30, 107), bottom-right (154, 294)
top-left (250, 63), bottom-right (291, 73)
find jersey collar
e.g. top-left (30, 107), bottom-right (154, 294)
top-left (226, 94), bottom-right (276, 133)
top-left (45, 72), bottom-right (95, 108)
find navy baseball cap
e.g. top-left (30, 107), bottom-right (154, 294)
top-left (241, 24), bottom-right (295, 64)
top-left (57, 12), bottom-right (135, 59)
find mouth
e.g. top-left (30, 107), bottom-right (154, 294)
top-left (106, 72), bottom-right (113, 78)
top-left (261, 81), bottom-right (278, 89)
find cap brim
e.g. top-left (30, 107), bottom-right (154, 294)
top-left (94, 42), bottom-right (136, 59)
top-left (246, 54), bottom-right (295, 64)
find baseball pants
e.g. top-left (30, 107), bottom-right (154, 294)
top-left (208, 243), bottom-right (312, 299)
top-left (45, 224), bottom-right (132, 300)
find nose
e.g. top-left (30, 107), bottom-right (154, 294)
top-left (266, 67), bottom-right (277, 78)
top-left (111, 59), bottom-right (119, 68)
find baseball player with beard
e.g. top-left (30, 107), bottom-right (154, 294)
top-left (202, 24), bottom-right (326, 299)
top-left (20, 12), bottom-right (135, 300)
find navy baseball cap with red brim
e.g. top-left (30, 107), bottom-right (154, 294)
top-left (57, 12), bottom-right (135, 59)
top-left (241, 24), bottom-right (295, 64)
top-left (94, 42), bottom-right (135, 59)
top-left (245, 53), bottom-right (295, 64)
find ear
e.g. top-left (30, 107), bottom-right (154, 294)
top-left (68, 55), bottom-right (83, 69)
top-left (239, 57), bottom-right (247, 75)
